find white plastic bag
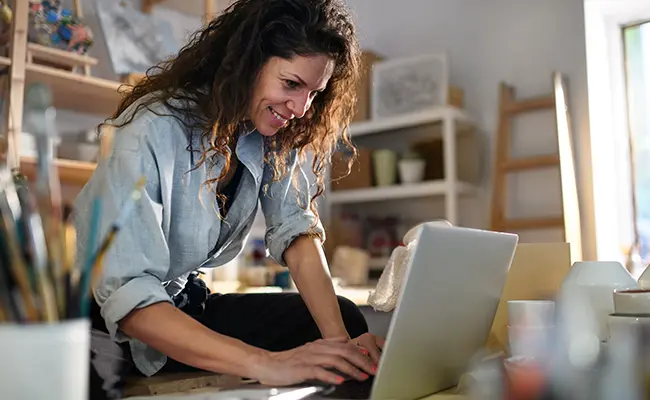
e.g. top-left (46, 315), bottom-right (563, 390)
top-left (367, 220), bottom-right (453, 312)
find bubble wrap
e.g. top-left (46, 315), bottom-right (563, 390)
top-left (367, 220), bottom-right (453, 312)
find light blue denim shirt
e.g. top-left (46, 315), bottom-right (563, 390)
top-left (73, 97), bottom-right (324, 376)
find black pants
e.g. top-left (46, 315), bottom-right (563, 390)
top-left (91, 292), bottom-right (369, 375)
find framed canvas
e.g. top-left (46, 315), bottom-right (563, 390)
top-left (95, 0), bottom-right (179, 75)
top-left (370, 53), bottom-right (449, 119)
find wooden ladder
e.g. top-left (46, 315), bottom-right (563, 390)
top-left (490, 82), bottom-right (563, 233)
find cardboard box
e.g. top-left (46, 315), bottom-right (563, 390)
top-left (330, 148), bottom-right (373, 191)
top-left (448, 85), bottom-right (464, 108)
top-left (352, 51), bottom-right (383, 122)
top-left (485, 243), bottom-right (572, 353)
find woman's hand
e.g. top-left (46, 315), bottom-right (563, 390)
top-left (351, 333), bottom-right (385, 364)
top-left (251, 338), bottom-right (376, 386)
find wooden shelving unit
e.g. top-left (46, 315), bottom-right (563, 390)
top-left (1, 1), bottom-right (124, 184)
top-left (19, 157), bottom-right (97, 186)
top-left (24, 61), bottom-right (122, 115)
top-left (329, 106), bottom-right (480, 226)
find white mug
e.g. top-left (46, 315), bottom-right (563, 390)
top-left (507, 300), bottom-right (555, 327)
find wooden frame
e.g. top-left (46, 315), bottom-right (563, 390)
top-left (1, 0), bottom-right (123, 184)
top-left (370, 53), bottom-right (449, 119)
top-left (142, 0), bottom-right (219, 24)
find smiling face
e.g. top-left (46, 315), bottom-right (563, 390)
top-left (248, 54), bottom-right (335, 137)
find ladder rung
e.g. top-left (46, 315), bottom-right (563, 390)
top-left (502, 217), bottom-right (564, 230)
top-left (501, 155), bottom-right (560, 172)
top-left (505, 96), bottom-right (555, 113)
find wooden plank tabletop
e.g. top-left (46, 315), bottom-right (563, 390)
top-left (122, 370), bottom-right (467, 399)
top-left (419, 389), bottom-right (467, 399)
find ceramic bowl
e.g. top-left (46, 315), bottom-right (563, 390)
top-left (613, 288), bottom-right (650, 315)
top-left (607, 313), bottom-right (650, 342)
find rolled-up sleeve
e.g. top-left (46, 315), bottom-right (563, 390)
top-left (74, 117), bottom-right (173, 342)
top-left (260, 149), bottom-right (325, 266)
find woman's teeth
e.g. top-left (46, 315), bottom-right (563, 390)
top-left (269, 107), bottom-right (287, 122)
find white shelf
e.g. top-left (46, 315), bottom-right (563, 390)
top-left (328, 180), bottom-right (477, 204)
top-left (349, 106), bottom-right (475, 137)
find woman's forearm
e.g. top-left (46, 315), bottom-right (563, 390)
top-left (119, 302), bottom-right (266, 377)
top-left (284, 236), bottom-right (350, 340)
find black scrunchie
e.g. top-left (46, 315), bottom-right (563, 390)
top-left (172, 271), bottom-right (211, 318)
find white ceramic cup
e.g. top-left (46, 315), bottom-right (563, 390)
top-left (607, 313), bottom-right (650, 342)
top-left (0, 319), bottom-right (90, 400)
top-left (613, 288), bottom-right (650, 315)
top-left (508, 325), bottom-right (555, 359)
top-left (398, 158), bottom-right (426, 184)
top-left (508, 300), bottom-right (555, 327)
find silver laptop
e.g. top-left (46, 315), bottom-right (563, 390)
top-left (171, 224), bottom-right (519, 400)
top-left (364, 223), bottom-right (518, 400)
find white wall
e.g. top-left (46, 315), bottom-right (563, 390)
top-left (342, 0), bottom-right (596, 259)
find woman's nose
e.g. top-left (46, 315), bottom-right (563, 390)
top-left (288, 92), bottom-right (312, 118)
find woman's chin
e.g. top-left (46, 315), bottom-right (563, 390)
top-left (255, 123), bottom-right (282, 137)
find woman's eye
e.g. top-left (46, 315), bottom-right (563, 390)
top-left (285, 80), bottom-right (299, 89)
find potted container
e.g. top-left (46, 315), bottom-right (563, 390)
top-left (398, 151), bottom-right (426, 184)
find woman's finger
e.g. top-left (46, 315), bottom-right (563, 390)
top-left (361, 342), bottom-right (381, 364)
top-left (356, 335), bottom-right (381, 364)
top-left (306, 365), bottom-right (344, 385)
top-left (311, 354), bottom-right (368, 381)
top-left (320, 341), bottom-right (376, 375)
top-left (374, 335), bottom-right (386, 349)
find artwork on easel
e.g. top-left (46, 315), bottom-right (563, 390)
top-left (95, 0), bottom-right (179, 75)
top-left (371, 53), bottom-right (449, 119)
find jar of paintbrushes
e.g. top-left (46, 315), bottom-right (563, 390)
top-left (0, 83), bottom-right (144, 400)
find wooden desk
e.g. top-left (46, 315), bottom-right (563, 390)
top-left (123, 371), bottom-right (467, 399)
top-left (419, 388), bottom-right (466, 399)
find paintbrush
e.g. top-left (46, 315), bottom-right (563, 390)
top-left (14, 177), bottom-right (59, 322)
top-left (13, 171), bottom-right (58, 322)
top-left (0, 229), bottom-right (22, 322)
top-left (0, 167), bottom-right (40, 321)
top-left (90, 176), bottom-right (146, 287)
top-left (24, 83), bottom-right (66, 317)
top-left (77, 176), bottom-right (146, 317)
top-left (0, 299), bottom-right (6, 322)
top-left (63, 218), bottom-right (76, 319)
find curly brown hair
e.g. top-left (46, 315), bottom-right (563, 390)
top-left (104, 0), bottom-right (360, 224)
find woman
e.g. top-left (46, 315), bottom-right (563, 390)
top-left (75, 0), bottom-right (384, 387)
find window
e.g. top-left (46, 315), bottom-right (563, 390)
top-left (623, 21), bottom-right (650, 262)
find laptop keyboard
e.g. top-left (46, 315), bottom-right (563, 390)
top-left (320, 376), bottom-right (374, 399)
